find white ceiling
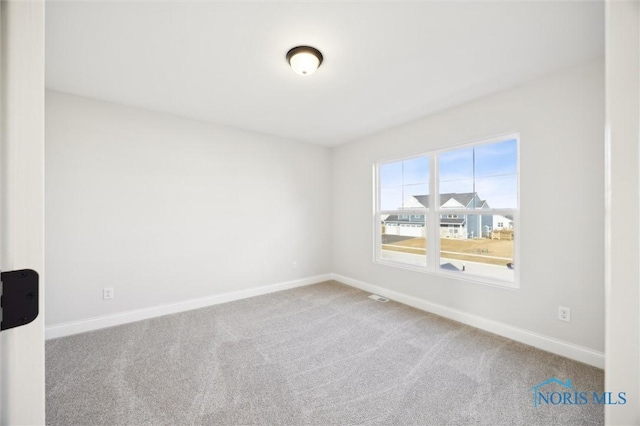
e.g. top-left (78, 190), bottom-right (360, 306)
top-left (46, 1), bottom-right (604, 146)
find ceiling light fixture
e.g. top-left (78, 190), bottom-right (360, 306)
top-left (286, 46), bottom-right (323, 76)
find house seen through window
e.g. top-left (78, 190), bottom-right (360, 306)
top-left (376, 135), bottom-right (519, 286)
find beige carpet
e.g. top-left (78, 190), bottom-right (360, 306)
top-left (46, 281), bottom-right (603, 425)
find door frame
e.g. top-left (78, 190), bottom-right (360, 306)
top-left (0, 1), bottom-right (46, 424)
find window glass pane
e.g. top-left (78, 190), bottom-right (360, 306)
top-left (474, 138), bottom-right (518, 208)
top-left (403, 183), bottom-right (429, 208)
top-left (475, 175), bottom-right (517, 209)
top-left (438, 139), bottom-right (518, 210)
top-left (439, 147), bottom-right (474, 179)
top-left (439, 181), bottom-right (475, 209)
top-left (439, 148), bottom-right (473, 198)
top-left (439, 191), bottom-right (478, 210)
top-left (380, 214), bottom-right (426, 267)
top-left (439, 214), bottom-right (514, 282)
top-left (379, 162), bottom-right (403, 187)
top-left (474, 139), bottom-right (518, 177)
top-left (380, 187), bottom-right (403, 211)
top-left (402, 156), bottom-right (429, 185)
top-left (379, 157), bottom-right (429, 210)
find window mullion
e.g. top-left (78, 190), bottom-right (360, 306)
top-left (373, 163), bottom-right (382, 263)
top-left (428, 154), bottom-right (438, 270)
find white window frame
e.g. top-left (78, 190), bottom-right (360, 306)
top-left (374, 132), bottom-right (520, 289)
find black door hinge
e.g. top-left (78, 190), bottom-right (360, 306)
top-left (0, 269), bottom-right (39, 331)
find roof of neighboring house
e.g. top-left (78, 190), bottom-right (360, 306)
top-left (383, 216), bottom-right (467, 225)
top-left (384, 214), bottom-right (424, 223)
top-left (440, 218), bottom-right (466, 225)
top-left (413, 193), bottom-right (487, 209)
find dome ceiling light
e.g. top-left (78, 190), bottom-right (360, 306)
top-left (286, 46), bottom-right (323, 76)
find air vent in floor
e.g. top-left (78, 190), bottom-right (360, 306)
top-left (368, 294), bottom-right (389, 303)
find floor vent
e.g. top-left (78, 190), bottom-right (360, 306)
top-left (368, 294), bottom-right (389, 303)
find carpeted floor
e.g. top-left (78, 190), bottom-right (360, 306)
top-left (46, 281), bottom-right (604, 425)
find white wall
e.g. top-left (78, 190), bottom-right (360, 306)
top-left (605, 2), bottom-right (640, 424)
top-left (332, 61), bottom-right (605, 353)
top-left (45, 91), bottom-right (332, 327)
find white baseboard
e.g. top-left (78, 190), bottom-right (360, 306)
top-left (331, 273), bottom-right (605, 369)
top-left (46, 272), bottom-right (605, 369)
top-left (45, 274), bottom-right (332, 340)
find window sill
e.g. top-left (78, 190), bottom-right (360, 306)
top-left (374, 258), bottom-right (519, 290)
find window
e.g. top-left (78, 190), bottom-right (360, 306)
top-left (375, 134), bottom-right (519, 287)
top-left (379, 157), bottom-right (428, 267)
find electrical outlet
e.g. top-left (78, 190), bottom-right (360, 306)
top-left (103, 287), bottom-right (114, 300)
top-left (558, 306), bottom-right (571, 322)
top-left (292, 262), bottom-right (298, 270)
